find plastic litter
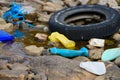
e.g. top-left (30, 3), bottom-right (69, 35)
top-left (13, 30), bottom-right (24, 38)
top-left (89, 38), bottom-right (105, 47)
top-left (0, 30), bottom-right (14, 42)
top-left (80, 62), bottom-right (106, 75)
top-left (49, 47), bottom-right (89, 58)
top-left (3, 2), bottom-right (34, 28)
top-left (102, 48), bottom-right (120, 61)
top-left (48, 32), bottom-right (75, 49)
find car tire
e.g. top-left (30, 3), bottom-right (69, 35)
top-left (49, 5), bottom-right (120, 41)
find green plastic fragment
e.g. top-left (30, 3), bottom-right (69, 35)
top-left (102, 48), bottom-right (120, 61)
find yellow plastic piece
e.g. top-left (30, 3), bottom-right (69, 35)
top-left (48, 32), bottom-right (75, 49)
top-left (48, 32), bottom-right (59, 42)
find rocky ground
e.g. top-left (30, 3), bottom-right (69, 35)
top-left (0, 0), bottom-right (120, 80)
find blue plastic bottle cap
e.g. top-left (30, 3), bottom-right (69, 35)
top-left (0, 30), bottom-right (14, 42)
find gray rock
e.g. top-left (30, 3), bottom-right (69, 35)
top-left (33, 73), bottom-right (47, 80)
top-left (73, 56), bottom-right (90, 62)
top-left (29, 56), bottom-right (97, 80)
top-left (115, 57), bottom-right (120, 66)
top-left (11, 63), bottom-right (29, 71)
top-left (105, 63), bottom-right (120, 80)
top-left (0, 42), bottom-right (26, 63)
top-left (0, 69), bottom-right (27, 80)
top-left (89, 48), bottom-right (104, 60)
top-left (0, 60), bottom-right (8, 70)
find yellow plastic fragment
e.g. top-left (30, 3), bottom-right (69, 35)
top-left (48, 32), bottom-right (75, 49)
top-left (48, 32), bottom-right (59, 42)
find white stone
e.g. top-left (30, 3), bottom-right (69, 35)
top-left (80, 62), bottom-right (106, 75)
top-left (89, 38), bottom-right (105, 47)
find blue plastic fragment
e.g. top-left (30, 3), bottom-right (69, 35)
top-left (3, 2), bottom-right (35, 28)
top-left (13, 30), bottom-right (24, 38)
top-left (49, 47), bottom-right (89, 58)
top-left (0, 30), bottom-right (14, 42)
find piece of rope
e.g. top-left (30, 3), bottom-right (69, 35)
top-left (3, 1), bottom-right (34, 28)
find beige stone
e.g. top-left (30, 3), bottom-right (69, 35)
top-left (0, 23), bottom-right (14, 33)
top-left (79, 0), bottom-right (89, 5)
top-left (35, 33), bottom-right (48, 41)
top-left (89, 48), bottom-right (104, 60)
top-left (98, 0), bottom-right (118, 7)
top-left (95, 76), bottom-right (107, 80)
top-left (43, 2), bottom-right (62, 12)
top-left (25, 45), bottom-right (45, 56)
top-left (38, 14), bottom-right (51, 22)
top-left (0, 18), bottom-right (6, 24)
top-left (64, 0), bottom-right (78, 6)
top-left (113, 33), bottom-right (120, 41)
top-left (87, 0), bottom-right (99, 4)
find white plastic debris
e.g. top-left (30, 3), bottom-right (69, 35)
top-left (21, 6), bottom-right (36, 13)
top-left (80, 62), bottom-right (106, 75)
top-left (89, 38), bottom-right (105, 47)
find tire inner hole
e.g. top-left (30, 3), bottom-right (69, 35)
top-left (64, 12), bottom-right (106, 26)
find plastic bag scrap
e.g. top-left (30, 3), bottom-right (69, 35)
top-left (3, 1), bottom-right (34, 28)
top-left (48, 32), bottom-right (75, 49)
top-left (13, 30), bottom-right (24, 38)
top-left (102, 48), bottom-right (120, 61)
top-left (0, 30), bottom-right (14, 42)
top-left (80, 62), bottom-right (106, 75)
top-left (49, 47), bottom-right (89, 58)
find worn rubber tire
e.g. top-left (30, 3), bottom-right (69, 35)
top-left (49, 5), bottom-right (120, 41)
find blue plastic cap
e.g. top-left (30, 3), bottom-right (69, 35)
top-left (49, 47), bottom-right (58, 55)
top-left (0, 30), bottom-right (14, 42)
top-left (80, 47), bottom-right (89, 57)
